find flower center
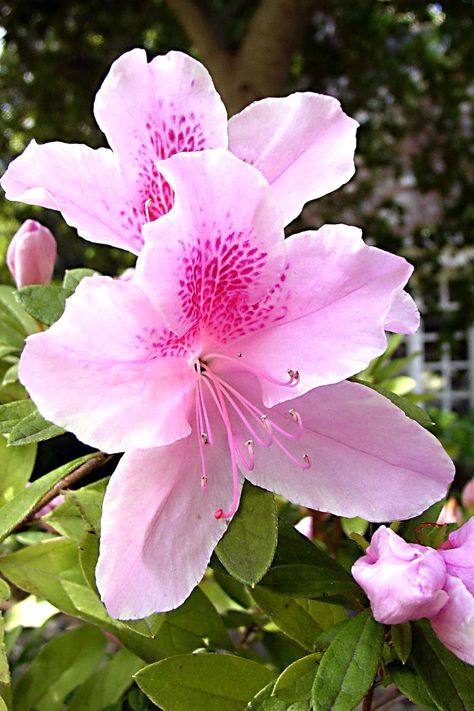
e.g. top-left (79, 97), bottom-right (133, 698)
top-left (192, 353), bottom-right (310, 521)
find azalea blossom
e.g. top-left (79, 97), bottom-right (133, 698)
top-left (353, 520), bottom-right (474, 666)
top-left (18, 150), bottom-right (453, 618)
top-left (1, 48), bottom-right (359, 255)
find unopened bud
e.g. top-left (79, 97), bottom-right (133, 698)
top-left (7, 219), bottom-right (56, 288)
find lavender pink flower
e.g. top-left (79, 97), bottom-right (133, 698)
top-left (17, 149), bottom-right (454, 619)
top-left (1, 49), bottom-right (358, 255)
top-left (353, 519), bottom-right (474, 665)
top-left (7, 219), bottom-right (56, 288)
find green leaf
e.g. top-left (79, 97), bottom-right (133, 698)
top-left (351, 378), bottom-right (433, 428)
top-left (391, 622), bottom-right (412, 664)
top-left (0, 285), bottom-right (37, 344)
top-left (1, 363), bottom-right (18, 386)
top-left (390, 665), bottom-right (441, 711)
top-left (252, 587), bottom-right (330, 651)
top-left (273, 519), bottom-right (351, 575)
top-left (0, 616), bottom-right (11, 708)
top-left (68, 649), bottom-right (143, 711)
top-left (409, 620), bottom-right (474, 711)
top-left (0, 400), bottom-right (35, 434)
top-left (134, 653), bottom-right (276, 711)
top-left (272, 653), bottom-right (320, 705)
top-left (311, 609), bottom-right (384, 711)
top-left (63, 268), bottom-right (97, 296)
top-left (258, 564), bottom-right (362, 603)
top-left (340, 517), bottom-right (368, 539)
top-left (16, 284), bottom-right (66, 326)
top-left (246, 682), bottom-right (275, 710)
top-left (13, 625), bottom-right (107, 711)
top-left (7, 408), bottom-right (64, 445)
top-left (0, 453), bottom-right (95, 542)
top-left (216, 482), bottom-right (277, 585)
top-left (0, 434), bottom-right (36, 505)
top-left (402, 500), bottom-right (446, 543)
top-left (0, 582), bottom-right (10, 602)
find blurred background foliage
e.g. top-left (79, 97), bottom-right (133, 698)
top-left (0, 0), bottom-right (472, 329)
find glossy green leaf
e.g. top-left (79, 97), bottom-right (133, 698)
top-left (0, 616), bottom-right (11, 708)
top-left (391, 622), bottom-right (412, 664)
top-left (272, 653), bottom-right (320, 705)
top-left (68, 649), bottom-right (143, 711)
top-left (62, 268), bottom-right (97, 296)
top-left (1, 363), bottom-right (18, 386)
top-left (246, 682), bottom-right (275, 710)
top-left (252, 587), bottom-right (326, 651)
top-left (14, 625), bottom-right (107, 711)
top-left (135, 653), bottom-right (276, 711)
top-left (402, 501), bottom-right (446, 543)
top-left (311, 609), bottom-right (384, 711)
top-left (0, 453), bottom-right (94, 542)
top-left (0, 400), bottom-right (35, 434)
top-left (0, 434), bottom-right (36, 505)
top-left (16, 284), bottom-right (66, 326)
top-left (273, 519), bottom-right (352, 574)
top-left (410, 620), bottom-right (474, 711)
top-left (216, 482), bottom-right (277, 585)
top-left (7, 407), bottom-right (64, 445)
top-left (258, 564), bottom-right (361, 603)
top-left (390, 665), bottom-right (441, 711)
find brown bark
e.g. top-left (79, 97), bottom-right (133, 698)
top-left (166, 0), bottom-right (318, 115)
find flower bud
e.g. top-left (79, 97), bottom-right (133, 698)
top-left (462, 479), bottom-right (474, 509)
top-left (7, 219), bottom-right (56, 288)
top-left (352, 526), bottom-right (448, 624)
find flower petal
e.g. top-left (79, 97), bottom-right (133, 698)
top-left (245, 379), bottom-right (454, 521)
top-left (18, 276), bottom-right (195, 452)
top-left (233, 224), bottom-right (414, 407)
top-left (1, 140), bottom-right (145, 254)
top-left (138, 149), bottom-right (286, 337)
top-left (431, 575), bottom-right (474, 666)
top-left (228, 93), bottom-right (358, 225)
top-left (439, 517), bottom-right (474, 596)
top-left (94, 48), bottom-right (228, 169)
top-left (385, 289), bottom-right (420, 334)
top-left (96, 437), bottom-right (237, 618)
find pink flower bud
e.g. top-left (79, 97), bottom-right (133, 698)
top-left (431, 517), bottom-right (474, 665)
top-left (437, 497), bottom-right (462, 525)
top-left (462, 479), bottom-right (474, 509)
top-left (7, 219), bottom-right (56, 288)
top-left (352, 526), bottom-right (448, 624)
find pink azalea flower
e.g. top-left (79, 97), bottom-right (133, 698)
top-left (351, 526), bottom-right (449, 624)
top-left (18, 150), bottom-right (453, 619)
top-left (7, 219), bottom-right (56, 288)
top-left (353, 520), bottom-right (474, 665)
top-left (1, 48), bottom-right (358, 256)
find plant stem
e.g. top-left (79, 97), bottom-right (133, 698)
top-left (14, 451), bottom-right (113, 530)
top-left (362, 685), bottom-right (374, 711)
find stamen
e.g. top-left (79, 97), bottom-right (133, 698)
top-left (201, 475), bottom-right (208, 489)
top-left (201, 433), bottom-right (209, 445)
top-left (303, 453), bottom-right (311, 467)
top-left (144, 197), bottom-right (152, 222)
top-left (206, 352), bottom-right (299, 388)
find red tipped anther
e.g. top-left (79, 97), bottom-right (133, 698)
top-left (214, 508), bottom-right (224, 519)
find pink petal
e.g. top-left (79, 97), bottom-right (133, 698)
top-left (96, 437), bottom-right (237, 618)
top-left (94, 49), bottom-right (228, 164)
top-left (385, 289), bottom-right (420, 334)
top-left (138, 149), bottom-right (286, 336)
top-left (431, 575), bottom-right (474, 666)
top-left (1, 140), bottom-right (145, 254)
top-left (228, 93), bottom-right (358, 225)
top-left (245, 379), bottom-right (454, 521)
top-left (233, 224), bottom-right (415, 407)
top-left (18, 276), bottom-right (195, 452)
top-left (439, 517), bottom-right (474, 595)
